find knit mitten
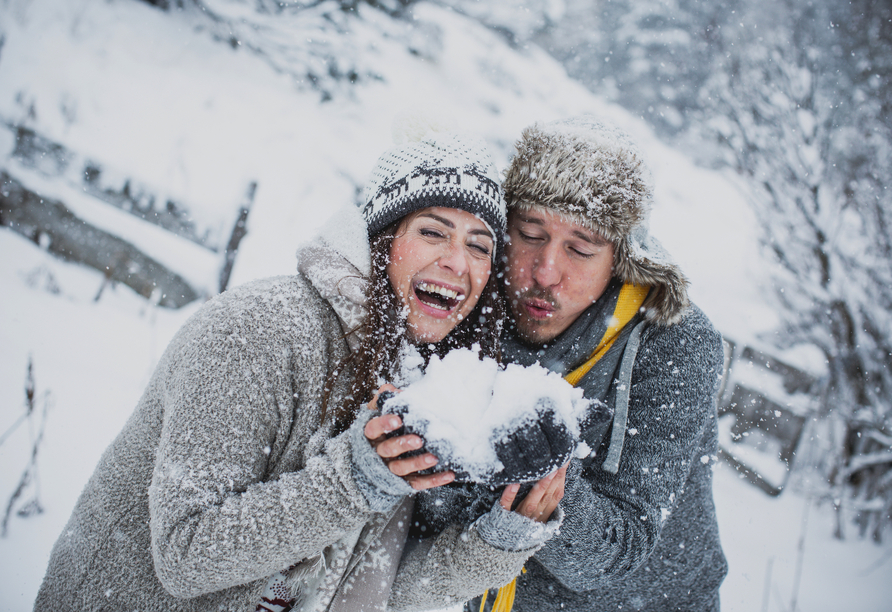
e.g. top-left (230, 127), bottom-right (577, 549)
top-left (487, 398), bottom-right (577, 485)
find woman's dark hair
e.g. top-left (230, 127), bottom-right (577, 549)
top-left (323, 215), bottom-right (505, 433)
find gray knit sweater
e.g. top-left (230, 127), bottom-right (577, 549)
top-left (479, 302), bottom-right (728, 612)
top-left (34, 205), bottom-right (558, 612)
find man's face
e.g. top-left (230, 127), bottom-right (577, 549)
top-left (504, 207), bottom-right (615, 345)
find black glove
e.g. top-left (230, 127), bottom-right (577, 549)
top-left (487, 398), bottom-right (579, 486)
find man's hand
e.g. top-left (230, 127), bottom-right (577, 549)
top-left (499, 462), bottom-right (568, 523)
top-left (489, 399), bottom-right (577, 485)
top-left (364, 384), bottom-right (455, 491)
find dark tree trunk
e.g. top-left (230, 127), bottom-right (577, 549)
top-left (0, 171), bottom-right (199, 308)
top-left (218, 181), bottom-right (256, 294)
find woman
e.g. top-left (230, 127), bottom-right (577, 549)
top-left (34, 127), bottom-right (565, 612)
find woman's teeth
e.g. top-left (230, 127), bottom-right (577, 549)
top-left (415, 282), bottom-right (465, 311)
top-left (417, 282), bottom-right (463, 300)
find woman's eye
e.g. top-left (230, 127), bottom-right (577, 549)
top-left (469, 242), bottom-right (492, 256)
top-left (419, 228), bottom-right (444, 239)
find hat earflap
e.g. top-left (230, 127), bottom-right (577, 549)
top-left (613, 237), bottom-right (689, 326)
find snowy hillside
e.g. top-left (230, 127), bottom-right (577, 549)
top-left (1, 1), bottom-right (890, 610)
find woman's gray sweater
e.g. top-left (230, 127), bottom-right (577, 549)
top-left (34, 206), bottom-right (557, 612)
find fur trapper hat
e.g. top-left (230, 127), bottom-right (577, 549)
top-left (503, 116), bottom-right (689, 325)
top-left (362, 114), bottom-right (506, 257)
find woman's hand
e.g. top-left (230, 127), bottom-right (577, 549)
top-left (499, 462), bottom-right (568, 523)
top-left (364, 385), bottom-right (455, 491)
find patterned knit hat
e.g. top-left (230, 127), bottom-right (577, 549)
top-left (361, 122), bottom-right (506, 256)
top-left (503, 116), bottom-right (689, 325)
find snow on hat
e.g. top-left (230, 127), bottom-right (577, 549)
top-left (503, 116), bottom-right (689, 325)
top-left (361, 116), bottom-right (507, 256)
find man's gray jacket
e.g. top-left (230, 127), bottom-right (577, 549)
top-left (470, 115), bottom-right (729, 611)
top-left (493, 286), bottom-right (728, 612)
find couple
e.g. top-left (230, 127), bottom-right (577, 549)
top-left (35, 117), bottom-right (727, 612)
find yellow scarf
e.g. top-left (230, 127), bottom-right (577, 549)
top-left (564, 282), bottom-right (650, 386)
top-left (479, 282), bottom-right (649, 612)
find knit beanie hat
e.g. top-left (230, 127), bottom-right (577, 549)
top-left (361, 118), bottom-right (507, 257)
top-left (503, 116), bottom-right (689, 325)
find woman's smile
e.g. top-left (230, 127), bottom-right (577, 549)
top-left (413, 280), bottom-right (467, 316)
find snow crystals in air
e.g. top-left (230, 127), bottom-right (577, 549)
top-left (390, 340), bottom-right (425, 388)
top-left (388, 347), bottom-right (589, 480)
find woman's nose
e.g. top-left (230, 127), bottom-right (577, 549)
top-left (437, 242), bottom-right (471, 276)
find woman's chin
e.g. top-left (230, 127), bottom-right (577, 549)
top-left (404, 297), bottom-right (476, 344)
top-left (406, 324), bottom-right (450, 345)
top-left (405, 313), bottom-right (462, 344)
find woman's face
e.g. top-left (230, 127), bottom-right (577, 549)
top-left (387, 207), bottom-right (495, 343)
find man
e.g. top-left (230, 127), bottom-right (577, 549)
top-left (476, 117), bottom-right (728, 611)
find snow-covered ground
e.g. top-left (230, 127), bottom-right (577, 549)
top-left (1, 1), bottom-right (890, 610)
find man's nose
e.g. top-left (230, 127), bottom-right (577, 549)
top-left (531, 247), bottom-right (562, 288)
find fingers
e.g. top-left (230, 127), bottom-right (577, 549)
top-left (512, 462), bottom-right (569, 523)
top-left (367, 383), bottom-right (400, 411)
top-left (364, 415), bottom-right (453, 489)
top-left (500, 484), bottom-right (521, 511)
top-left (524, 470), bottom-right (558, 511)
top-left (364, 414), bottom-right (404, 442)
top-left (404, 470), bottom-right (455, 491)
top-left (365, 417), bottom-right (429, 466)
top-left (384, 450), bottom-right (437, 476)
top-left (544, 463), bottom-right (568, 510)
top-left (533, 463), bottom-right (568, 521)
top-left (373, 432), bottom-right (425, 459)
top-left (387, 452), bottom-right (454, 490)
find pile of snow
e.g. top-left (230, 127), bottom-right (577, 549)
top-left (383, 347), bottom-right (589, 482)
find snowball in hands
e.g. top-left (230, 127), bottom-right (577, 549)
top-left (382, 348), bottom-right (592, 484)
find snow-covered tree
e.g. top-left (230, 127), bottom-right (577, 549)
top-left (700, 0), bottom-right (892, 540)
top-left (137, 0), bottom-right (431, 101)
top-left (535, 0), bottom-right (741, 137)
